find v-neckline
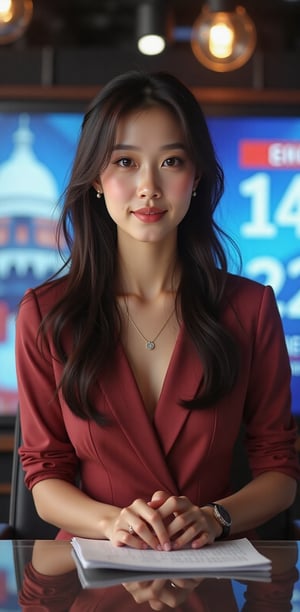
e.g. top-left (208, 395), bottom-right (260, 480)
top-left (98, 323), bottom-right (204, 479)
top-left (119, 324), bottom-right (184, 421)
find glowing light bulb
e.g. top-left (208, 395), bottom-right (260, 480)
top-left (0, 0), bottom-right (33, 44)
top-left (191, 4), bottom-right (256, 72)
top-left (138, 34), bottom-right (166, 55)
top-left (0, 0), bottom-right (13, 23)
top-left (209, 22), bottom-right (234, 58)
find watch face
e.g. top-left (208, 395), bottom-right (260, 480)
top-left (215, 504), bottom-right (232, 527)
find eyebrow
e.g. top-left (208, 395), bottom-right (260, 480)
top-left (112, 142), bottom-right (187, 151)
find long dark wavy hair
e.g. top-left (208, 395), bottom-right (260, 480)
top-left (38, 70), bottom-right (240, 423)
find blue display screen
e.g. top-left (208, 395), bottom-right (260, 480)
top-left (209, 116), bottom-right (300, 417)
top-left (0, 111), bottom-right (299, 417)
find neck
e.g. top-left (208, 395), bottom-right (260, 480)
top-left (116, 235), bottom-right (180, 301)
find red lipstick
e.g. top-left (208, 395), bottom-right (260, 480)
top-left (132, 207), bottom-right (166, 223)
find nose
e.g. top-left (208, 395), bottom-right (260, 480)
top-left (136, 167), bottom-right (162, 199)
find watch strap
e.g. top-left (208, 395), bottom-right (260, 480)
top-left (205, 503), bottom-right (231, 540)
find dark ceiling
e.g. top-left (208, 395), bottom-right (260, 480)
top-left (21, 0), bottom-right (300, 53)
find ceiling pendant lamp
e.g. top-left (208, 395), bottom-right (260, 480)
top-left (0, 0), bottom-right (33, 45)
top-left (191, 0), bottom-right (257, 72)
top-left (137, 1), bottom-right (170, 56)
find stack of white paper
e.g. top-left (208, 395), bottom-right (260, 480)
top-left (71, 537), bottom-right (271, 574)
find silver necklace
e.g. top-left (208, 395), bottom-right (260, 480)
top-left (124, 301), bottom-right (175, 350)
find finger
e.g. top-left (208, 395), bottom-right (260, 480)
top-left (118, 503), bottom-right (171, 551)
top-left (154, 495), bottom-right (190, 521)
top-left (147, 491), bottom-right (170, 511)
top-left (167, 506), bottom-right (200, 539)
top-left (130, 514), bottom-right (171, 551)
top-left (126, 578), bottom-right (189, 609)
top-left (149, 599), bottom-right (165, 610)
top-left (150, 581), bottom-right (189, 608)
top-left (174, 527), bottom-right (212, 550)
top-left (149, 601), bottom-right (165, 611)
top-left (113, 527), bottom-right (148, 549)
top-left (166, 508), bottom-right (213, 549)
top-left (191, 531), bottom-right (213, 548)
top-left (123, 579), bottom-right (167, 603)
top-left (151, 490), bottom-right (170, 503)
top-left (147, 499), bottom-right (165, 510)
top-left (168, 577), bottom-right (204, 589)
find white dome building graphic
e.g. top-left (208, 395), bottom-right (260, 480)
top-left (0, 114), bottom-right (62, 279)
top-left (0, 114), bottom-right (64, 413)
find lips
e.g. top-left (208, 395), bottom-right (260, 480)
top-left (132, 207), bottom-right (167, 223)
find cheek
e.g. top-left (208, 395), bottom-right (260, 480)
top-left (101, 174), bottom-right (133, 200)
top-left (169, 175), bottom-right (194, 200)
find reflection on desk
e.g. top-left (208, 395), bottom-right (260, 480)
top-left (0, 540), bottom-right (299, 611)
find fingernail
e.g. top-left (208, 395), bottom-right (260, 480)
top-left (163, 542), bottom-right (171, 551)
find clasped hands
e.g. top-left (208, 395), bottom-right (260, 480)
top-left (109, 490), bottom-right (222, 551)
top-left (123, 576), bottom-right (205, 610)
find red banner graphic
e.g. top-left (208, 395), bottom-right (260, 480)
top-left (239, 140), bottom-right (300, 169)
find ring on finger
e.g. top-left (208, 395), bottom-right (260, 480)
top-left (128, 524), bottom-right (134, 535)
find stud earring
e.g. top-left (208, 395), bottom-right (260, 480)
top-left (192, 190), bottom-right (197, 197)
top-left (96, 190), bottom-right (102, 199)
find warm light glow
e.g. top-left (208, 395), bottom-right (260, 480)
top-left (209, 22), bottom-right (234, 58)
top-left (0, 0), bottom-right (13, 23)
top-left (0, 0), bottom-right (33, 44)
top-left (191, 4), bottom-right (257, 72)
top-left (137, 34), bottom-right (166, 55)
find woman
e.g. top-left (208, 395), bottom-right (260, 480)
top-left (16, 71), bottom-right (299, 550)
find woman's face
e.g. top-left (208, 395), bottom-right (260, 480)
top-left (96, 105), bottom-right (198, 245)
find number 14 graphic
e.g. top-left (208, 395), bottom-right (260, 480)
top-left (239, 172), bottom-right (300, 319)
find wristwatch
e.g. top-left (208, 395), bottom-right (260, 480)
top-left (205, 503), bottom-right (232, 540)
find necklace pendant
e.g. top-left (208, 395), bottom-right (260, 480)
top-left (146, 340), bottom-right (155, 350)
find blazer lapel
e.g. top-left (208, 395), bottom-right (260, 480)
top-left (154, 326), bottom-right (204, 455)
top-left (100, 343), bottom-right (179, 493)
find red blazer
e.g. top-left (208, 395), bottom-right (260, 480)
top-left (16, 274), bottom-right (299, 539)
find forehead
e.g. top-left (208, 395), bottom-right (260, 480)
top-left (114, 105), bottom-right (186, 146)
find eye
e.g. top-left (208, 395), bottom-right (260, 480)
top-left (162, 157), bottom-right (183, 167)
top-left (115, 157), bottom-right (134, 168)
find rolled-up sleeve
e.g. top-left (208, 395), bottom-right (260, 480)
top-left (15, 289), bottom-right (79, 490)
top-left (243, 285), bottom-right (299, 481)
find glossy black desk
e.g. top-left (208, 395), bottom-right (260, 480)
top-left (0, 540), bottom-right (299, 611)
